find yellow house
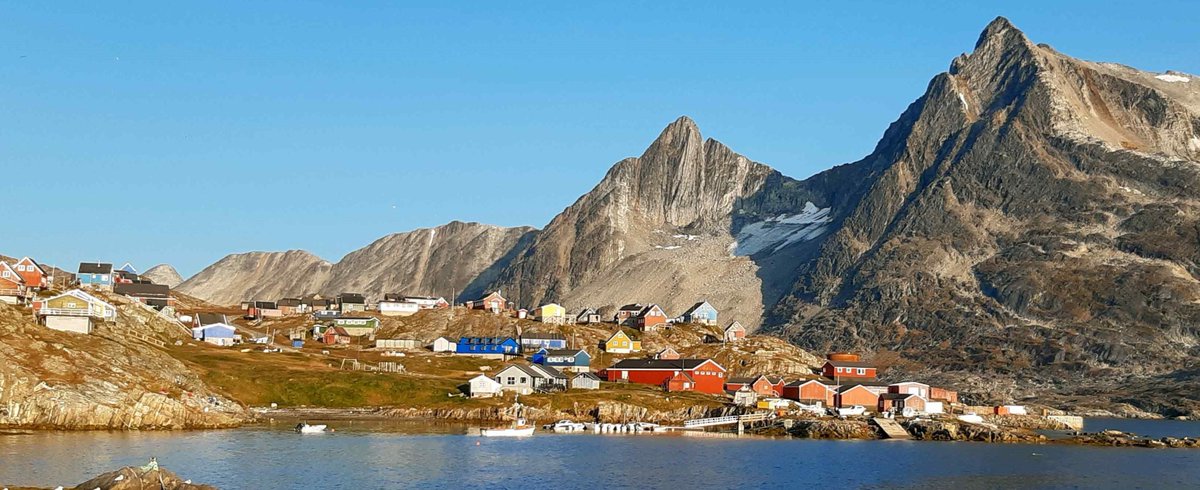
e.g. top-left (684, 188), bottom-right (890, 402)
top-left (534, 303), bottom-right (567, 324)
top-left (603, 330), bottom-right (641, 354)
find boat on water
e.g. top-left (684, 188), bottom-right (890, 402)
top-left (295, 422), bottom-right (328, 434)
top-left (481, 418), bottom-right (535, 437)
top-left (481, 396), bottom-right (535, 437)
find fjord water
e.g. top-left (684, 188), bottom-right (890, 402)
top-left (2, 420), bottom-right (1199, 489)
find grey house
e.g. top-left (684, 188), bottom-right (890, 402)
top-left (493, 364), bottom-right (568, 395)
top-left (571, 372), bottom-right (602, 390)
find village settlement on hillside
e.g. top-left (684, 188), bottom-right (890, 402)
top-left (3, 256), bottom-right (1062, 429)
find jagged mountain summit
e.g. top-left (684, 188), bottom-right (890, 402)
top-left (176, 221), bottom-right (534, 306)
top-left (760, 17), bottom-right (1200, 409)
top-left (176, 17), bottom-right (1198, 413)
top-left (142, 264), bottom-right (184, 288)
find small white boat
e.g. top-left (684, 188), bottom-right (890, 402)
top-left (482, 417), bottom-right (535, 437)
top-left (295, 422), bottom-right (328, 433)
top-left (957, 413), bottom-right (985, 424)
top-left (632, 422), bottom-right (660, 432)
top-left (545, 420), bottom-right (586, 432)
top-left (833, 405), bottom-right (866, 417)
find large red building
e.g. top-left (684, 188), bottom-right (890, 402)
top-left (821, 353), bottom-right (877, 380)
top-left (605, 358), bottom-right (726, 394)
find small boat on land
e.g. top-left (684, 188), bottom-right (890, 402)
top-left (957, 413), bottom-right (985, 424)
top-left (832, 405), bottom-right (867, 417)
top-left (545, 420), bottom-right (586, 432)
top-left (295, 422), bottom-right (328, 433)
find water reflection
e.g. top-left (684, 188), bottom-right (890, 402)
top-left (2, 420), bottom-right (1199, 489)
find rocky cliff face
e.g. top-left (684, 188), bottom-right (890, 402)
top-left (0, 300), bottom-right (247, 429)
top-left (142, 263), bottom-right (184, 287)
top-left (177, 222), bottom-right (534, 305)
top-left (763, 17), bottom-right (1200, 411)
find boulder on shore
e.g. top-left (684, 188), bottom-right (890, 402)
top-left (8, 463), bottom-right (215, 490)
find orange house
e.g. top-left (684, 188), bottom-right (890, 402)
top-left (635, 304), bottom-right (668, 331)
top-left (821, 353), bottom-right (877, 380)
top-left (782, 379), bottom-right (836, 406)
top-left (12, 257), bottom-right (48, 290)
top-left (834, 384), bottom-right (880, 409)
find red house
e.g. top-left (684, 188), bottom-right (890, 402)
top-left (725, 375), bottom-right (785, 396)
top-left (614, 304), bottom-right (645, 325)
top-left (665, 371), bottom-right (696, 392)
top-left (782, 379), bottom-right (836, 406)
top-left (635, 304), bottom-right (668, 331)
top-left (468, 291), bottom-right (506, 312)
top-left (606, 358), bottom-right (726, 394)
top-left (821, 353), bottom-right (877, 380)
top-left (12, 257), bottom-right (48, 290)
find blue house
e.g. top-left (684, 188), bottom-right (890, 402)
top-left (456, 337), bottom-right (520, 357)
top-left (192, 323), bottom-right (237, 347)
top-left (531, 348), bottom-right (591, 373)
top-left (77, 262), bottom-right (114, 289)
top-left (678, 301), bottom-right (719, 326)
top-left (518, 332), bottom-right (568, 351)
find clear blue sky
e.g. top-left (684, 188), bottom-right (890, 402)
top-left (2, 2), bottom-right (1197, 277)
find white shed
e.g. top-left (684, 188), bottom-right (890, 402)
top-left (469, 374), bottom-right (502, 398)
top-left (924, 401), bottom-right (945, 414)
top-left (431, 336), bottom-right (456, 352)
top-left (379, 301), bottom-right (419, 316)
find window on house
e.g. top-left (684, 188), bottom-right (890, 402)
top-left (506, 377), bottom-right (514, 384)
top-left (857, 368), bottom-right (866, 375)
top-left (520, 377), bottom-right (527, 383)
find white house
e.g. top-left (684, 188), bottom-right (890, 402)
top-left (431, 336), bottom-right (456, 353)
top-left (379, 300), bottom-right (420, 316)
top-left (469, 374), bottom-right (503, 398)
top-left (191, 323), bottom-right (237, 346)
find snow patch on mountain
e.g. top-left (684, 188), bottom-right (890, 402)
top-left (1155, 73), bottom-right (1190, 83)
top-left (733, 202), bottom-right (832, 256)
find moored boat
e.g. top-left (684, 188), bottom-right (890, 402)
top-left (295, 422), bottom-right (328, 434)
top-left (482, 418), bottom-right (535, 437)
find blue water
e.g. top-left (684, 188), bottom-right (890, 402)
top-left (1083, 417), bottom-right (1200, 439)
top-left (2, 420), bottom-right (1199, 489)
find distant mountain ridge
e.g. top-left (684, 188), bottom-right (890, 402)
top-left (177, 221), bottom-right (534, 306)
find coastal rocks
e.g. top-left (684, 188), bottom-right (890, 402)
top-left (787, 419), bottom-right (877, 439)
top-left (374, 401), bottom-right (726, 425)
top-left (40, 462), bottom-right (214, 490)
top-left (904, 419), bottom-right (1046, 443)
top-left (1067, 430), bottom-right (1200, 448)
top-left (0, 303), bottom-right (248, 430)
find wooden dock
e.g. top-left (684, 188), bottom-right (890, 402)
top-left (872, 417), bottom-right (911, 439)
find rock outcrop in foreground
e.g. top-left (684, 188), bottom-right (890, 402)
top-left (0, 299), bottom-right (247, 430)
top-left (9, 461), bottom-right (214, 490)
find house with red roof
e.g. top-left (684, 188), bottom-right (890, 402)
top-left (605, 358), bottom-right (726, 394)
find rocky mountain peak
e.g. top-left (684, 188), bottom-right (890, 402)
top-left (142, 264), bottom-right (184, 288)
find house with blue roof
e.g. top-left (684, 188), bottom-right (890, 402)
top-left (531, 348), bottom-right (591, 373)
top-left (456, 337), bottom-right (520, 358)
